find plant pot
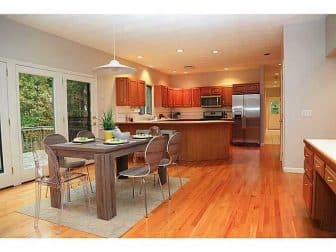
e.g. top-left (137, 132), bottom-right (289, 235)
top-left (104, 130), bottom-right (114, 141)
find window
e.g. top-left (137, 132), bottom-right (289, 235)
top-left (140, 84), bottom-right (152, 115)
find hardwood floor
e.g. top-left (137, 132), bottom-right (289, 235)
top-left (0, 145), bottom-right (335, 238)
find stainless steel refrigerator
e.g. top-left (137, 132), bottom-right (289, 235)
top-left (232, 94), bottom-right (260, 145)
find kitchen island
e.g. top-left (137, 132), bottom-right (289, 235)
top-left (117, 120), bottom-right (233, 162)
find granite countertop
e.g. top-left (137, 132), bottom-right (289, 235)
top-left (117, 119), bottom-right (234, 124)
top-left (304, 139), bottom-right (336, 164)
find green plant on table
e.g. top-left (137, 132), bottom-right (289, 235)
top-left (101, 109), bottom-right (115, 130)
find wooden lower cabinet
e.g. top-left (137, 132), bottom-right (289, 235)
top-left (303, 140), bottom-right (336, 232)
top-left (303, 174), bottom-right (313, 215)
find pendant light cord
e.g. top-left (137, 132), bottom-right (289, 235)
top-left (113, 24), bottom-right (116, 60)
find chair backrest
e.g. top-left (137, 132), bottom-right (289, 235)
top-left (149, 126), bottom-right (161, 136)
top-left (43, 134), bottom-right (67, 167)
top-left (43, 144), bottom-right (62, 186)
top-left (76, 130), bottom-right (95, 139)
top-left (145, 136), bottom-right (166, 173)
top-left (167, 132), bottom-right (182, 164)
top-left (31, 141), bottom-right (43, 179)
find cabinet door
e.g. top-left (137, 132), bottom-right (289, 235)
top-left (162, 86), bottom-right (168, 107)
top-left (245, 83), bottom-right (260, 94)
top-left (211, 86), bottom-right (222, 95)
top-left (200, 87), bottom-right (212, 96)
top-left (128, 79), bottom-right (138, 106)
top-left (303, 174), bottom-right (313, 216)
top-left (138, 80), bottom-right (145, 106)
top-left (116, 77), bottom-right (129, 106)
top-left (182, 89), bottom-right (192, 107)
top-left (222, 86), bottom-right (232, 106)
top-left (192, 88), bottom-right (200, 107)
top-left (154, 85), bottom-right (162, 107)
top-left (232, 84), bottom-right (246, 95)
top-left (168, 88), bottom-right (174, 107)
top-left (174, 89), bottom-right (183, 107)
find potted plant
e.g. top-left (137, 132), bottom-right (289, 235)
top-left (101, 109), bottom-right (116, 140)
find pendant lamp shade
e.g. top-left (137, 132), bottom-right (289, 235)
top-left (95, 59), bottom-right (136, 75)
top-left (94, 26), bottom-right (136, 75)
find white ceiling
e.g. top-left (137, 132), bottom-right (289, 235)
top-left (7, 14), bottom-right (324, 75)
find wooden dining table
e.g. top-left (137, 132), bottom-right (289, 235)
top-left (48, 138), bottom-right (150, 220)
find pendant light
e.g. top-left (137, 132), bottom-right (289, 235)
top-left (94, 26), bottom-right (136, 75)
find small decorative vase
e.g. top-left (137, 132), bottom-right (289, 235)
top-left (104, 130), bottom-right (113, 141)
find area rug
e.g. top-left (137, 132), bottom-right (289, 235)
top-left (17, 175), bottom-right (188, 237)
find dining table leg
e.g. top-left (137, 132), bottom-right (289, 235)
top-left (48, 154), bottom-right (61, 209)
top-left (94, 153), bottom-right (117, 220)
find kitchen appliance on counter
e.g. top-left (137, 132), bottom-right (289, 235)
top-left (232, 94), bottom-right (260, 145)
top-left (202, 111), bottom-right (224, 120)
top-left (201, 96), bottom-right (222, 108)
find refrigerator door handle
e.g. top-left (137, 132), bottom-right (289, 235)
top-left (242, 96), bottom-right (246, 129)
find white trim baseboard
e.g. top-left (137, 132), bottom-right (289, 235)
top-left (283, 167), bottom-right (304, 173)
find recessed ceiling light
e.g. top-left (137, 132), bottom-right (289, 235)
top-left (172, 70), bottom-right (177, 73)
top-left (224, 68), bottom-right (229, 71)
top-left (148, 65), bottom-right (154, 68)
top-left (275, 73), bottom-right (279, 76)
top-left (183, 71), bottom-right (188, 74)
top-left (264, 53), bottom-right (271, 56)
top-left (278, 63), bottom-right (282, 66)
top-left (212, 50), bottom-right (219, 54)
top-left (176, 49), bottom-right (184, 53)
top-left (137, 55), bottom-right (143, 59)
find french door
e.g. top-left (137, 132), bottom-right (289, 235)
top-left (0, 62), bottom-right (14, 188)
top-left (0, 63), bottom-right (97, 189)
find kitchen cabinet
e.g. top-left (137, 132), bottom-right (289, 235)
top-left (173, 89), bottom-right (183, 107)
top-left (162, 86), bottom-right (168, 107)
top-left (200, 87), bottom-right (212, 96)
top-left (192, 88), bottom-right (201, 107)
top-left (303, 139), bottom-right (336, 232)
top-left (222, 86), bottom-right (232, 106)
top-left (116, 77), bottom-right (129, 106)
top-left (211, 87), bottom-right (223, 95)
top-left (116, 77), bottom-right (145, 106)
top-left (154, 85), bottom-right (169, 107)
top-left (233, 83), bottom-right (260, 95)
top-left (138, 80), bottom-right (145, 106)
top-left (168, 88), bottom-right (174, 107)
top-left (182, 89), bottom-right (192, 107)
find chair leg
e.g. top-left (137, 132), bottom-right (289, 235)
top-left (143, 178), bottom-right (148, 218)
top-left (86, 165), bottom-right (94, 193)
top-left (158, 175), bottom-right (165, 201)
top-left (34, 182), bottom-right (42, 229)
top-left (167, 168), bottom-right (171, 200)
top-left (57, 185), bottom-right (64, 235)
top-left (66, 168), bottom-right (71, 202)
top-left (45, 185), bottom-right (49, 198)
top-left (139, 178), bottom-right (143, 195)
top-left (82, 176), bottom-right (91, 213)
top-left (153, 173), bottom-right (156, 186)
top-left (132, 177), bottom-right (135, 199)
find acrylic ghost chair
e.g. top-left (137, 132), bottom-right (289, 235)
top-left (33, 142), bottom-right (90, 232)
top-left (132, 126), bottom-right (162, 163)
top-left (158, 132), bottom-right (183, 199)
top-left (118, 135), bottom-right (166, 217)
top-left (43, 134), bottom-right (93, 200)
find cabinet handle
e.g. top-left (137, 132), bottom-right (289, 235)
top-left (326, 177), bottom-right (334, 183)
top-left (304, 183), bottom-right (309, 186)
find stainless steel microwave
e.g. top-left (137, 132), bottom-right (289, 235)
top-left (201, 96), bottom-right (222, 108)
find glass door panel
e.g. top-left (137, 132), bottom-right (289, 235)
top-left (18, 71), bottom-right (55, 180)
top-left (66, 79), bottom-right (91, 141)
top-left (0, 62), bottom-right (13, 188)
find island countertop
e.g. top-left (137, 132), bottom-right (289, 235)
top-left (304, 139), bottom-right (336, 169)
top-left (117, 120), bottom-right (232, 162)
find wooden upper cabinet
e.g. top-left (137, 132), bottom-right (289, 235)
top-left (182, 89), bottom-right (192, 107)
top-left (154, 85), bottom-right (162, 107)
top-left (167, 88), bottom-right (174, 107)
top-left (128, 79), bottom-right (138, 106)
top-left (137, 80), bottom-right (145, 106)
top-left (211, 87), bottom-right (223, 95)
top-left (162, 86), bottom-right (168, 107)
top-left (245, 83), bottom-right (260, 94)
top-left (116, 77), bottom-right (129, 106)
top-left (232, 83), bottom-right (260, 95)
top-left (192, 88), bottom-right (200, 107)
top-left (200, 87), bottom-right (212, 96)
top-left (174, 89), bottom-right (183, 107)
top-left (222, 86), bottom-right (232, 106)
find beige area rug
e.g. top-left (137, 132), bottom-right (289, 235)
top-left (17, 175), bottom-right (188, 237)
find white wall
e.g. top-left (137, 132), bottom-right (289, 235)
top-left (283, 17), bottom-right (336, 171)
top-left (0, 16), bottom-right (171, 136)
top-left (326, 15), bottom-right (336, 57)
